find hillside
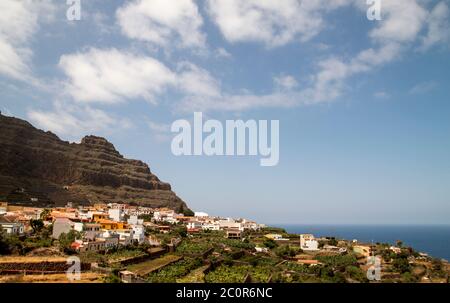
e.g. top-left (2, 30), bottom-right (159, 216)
top-left (0, 112), bottom-right (188, 210)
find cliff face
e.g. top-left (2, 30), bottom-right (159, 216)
top-left (0, 113), bottom-right (188, 210)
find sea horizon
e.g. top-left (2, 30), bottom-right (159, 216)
top-left (275, 224), bottom-right (450, 261)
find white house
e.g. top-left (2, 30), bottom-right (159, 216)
top-left (98, 231), bottom-right (120, 249)
top-left (265, 234), bottom-right (289, 241)
top-left (255, 247), bottom-right (269, 253)
top-left (153, 209), bottom-right (178, 224)
top-left (202, 223), bottom-right (220, 231)
top-left (73, 222), bottom-right (84, 232)
top-left (218, 219), bottom-right (244, 231)
top-left (187, 221), bottom-right (203, 230)
top-left (300, 234), bottom-right (319, 251)
top-left (194, 212), bottom-right (209, 218)
top-left (0, 218), bottom-right (24, 235)
top-left (128, 215), bottom-right (144, 225)
top-left (131, 225), bottom-right (145, 243)
top-left (116, 230), bottom-right (134, 246)
top-left (108, 208), bottom-right (123, 222)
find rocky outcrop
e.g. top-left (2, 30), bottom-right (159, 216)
top-left (0, 113), bottom-right (188, 210)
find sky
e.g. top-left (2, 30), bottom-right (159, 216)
top-left (1, 0), bottom-right (450, 225)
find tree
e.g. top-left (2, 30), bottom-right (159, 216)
top-left (0, 230), bottom-right (9, 254)
top-left (263, 239), bottom-right (277, 249)
top-left (328, 238), bottom-right (338, 246)
top-left (172, 225), bottom-right (187, 238)
top-left (177, 204), bottom-right (194, 217)
top-left (30, 219), bottom-right (44, 233)
top-left (392, 255), bottom-right (410, 273)
top-left (58, 230), bottom-right (81, 253)
top-left (40, 209), bottom-right (51, 221)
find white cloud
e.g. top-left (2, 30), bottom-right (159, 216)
top-left (117, 0), bottom-right (205, 49)
top-left (274, 75), bottom-right (298, 90)
top-left (0, 0), bottom-right (55, 81)
top-left (206, 0), bottom-right (352, 47)
top-left (177, 62), bottom-right (222, 98)
top-left (215, 47), bottom-right (232, 59)
top-left (27, 101), bottom-right (133, 140)
top-left (369, 0), bottom-right (428, 43)
top-left (420, 1), bottom-right (450, 51)
top-left (409, 81), bottom-right (438, 94)
top-left (178, 0), bottom-right (443, 113)
top-left (59, 48), bottom-right (177, 104)
top-left (59, 47), bottom-right (228, 105)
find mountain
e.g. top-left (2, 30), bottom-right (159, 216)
top-left (0, 112), bottom-right (189, 211)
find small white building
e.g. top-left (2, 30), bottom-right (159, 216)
top-left (108, 208), bottom-right (123, 222)
top-left (194, 212), bottom-right (209, 218)
top-left (218, 219), bottom-right (244, 231)
top-left (265, 234), bottom-right (289, 241)
top-left (0, 219), bottom-right (24, 235)
top-left (187, 221), bottom-right (203, 230)
top-left (131, 225), bottom-right (145, 243)
top-left (300, 234), bottom-right (319, 251)
top-left (127, 215), bottom-right (144, 225)
top-left (202, 223), bottom-right (220, 231)
top-left (255, 247), bottom-right (269, 253)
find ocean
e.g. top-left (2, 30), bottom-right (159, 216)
top-left (277, 224), bottom-right (450, 261)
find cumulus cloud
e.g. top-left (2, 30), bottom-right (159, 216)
top-left (27, 101), bottom-right (133, 140)
top-left (206, 0), bottom-right (353, 47)
top-left (178, 0), bottom-right (445, 113)
top-left (0, 0), bottom-right (55, 81)
top-left (58, 47), bottom-right (231, 107)
top-left (274, 75), bottom-right (298, 91)
top-left (59, 48), bottom-right (177, 104)
top-left (420, 1), bottom-right (450, 51)
top-left (177, 62), bottom-right (222, 98)
top-left (116, 0), bottom-right (206, 49)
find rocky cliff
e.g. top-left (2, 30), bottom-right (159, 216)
top-left (0, 113), bottom-right (188, 210)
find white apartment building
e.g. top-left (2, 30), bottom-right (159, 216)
top-left (202, 223), bottom-right (220, 231)
top-left (108, 208), bottom-right (123, 222)
top-left (300, 234), bottom-right (319, 251)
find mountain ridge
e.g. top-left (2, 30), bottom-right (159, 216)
top-left (0, 112), bottom-right (188, 211)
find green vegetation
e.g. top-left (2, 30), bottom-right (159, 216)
top-left (58, 230), bottom-right (81, 253)
top-left (2, 221), bottom-right (449, 284)
top-left (146, 258), bottom-right (203, 283)
top-left (205, 265), bottom-right (273, 283)
top-left (177, 265), bottom-right (210, 283)
top-left (0, 224), bottom-right (54, 255)
top-left (127, 254), bottom-right (182, 276)
top-left (176, 241), bottom-right (211, 255)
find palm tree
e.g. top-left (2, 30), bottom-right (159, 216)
top-left (40, 209), bottom-right (51, 221)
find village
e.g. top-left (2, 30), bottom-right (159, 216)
top-left (1, 201), bottom-right (449, 283)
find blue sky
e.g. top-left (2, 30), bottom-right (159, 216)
top-left (1, 0), bottom-right (450, 224)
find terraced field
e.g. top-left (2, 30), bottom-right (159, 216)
top-left (127, 254), bottom-right (182, 277)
